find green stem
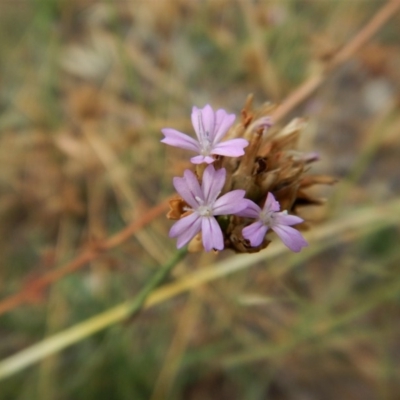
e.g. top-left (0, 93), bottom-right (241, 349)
top-left (0, 248), bottom-right (187, 381)
top-left (126, 247), bottom-right (188, 315)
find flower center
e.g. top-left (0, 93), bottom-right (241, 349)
top-left (200, 139), bottom-right (212, 156)
top-left (197, 205), bottom-right (213, 217)
top-left (259, 210), bottom-right (275, 227)
top-left (195, 195), bottom-right (214, 217)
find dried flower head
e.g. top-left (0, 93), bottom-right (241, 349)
top-left (163, 96), bottom-right (335, 253)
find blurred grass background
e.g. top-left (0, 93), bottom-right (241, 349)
top-left (1, 0), bottom-right (400, 399)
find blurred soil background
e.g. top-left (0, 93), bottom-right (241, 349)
top-left (1, 1), bottom-right (400, 399)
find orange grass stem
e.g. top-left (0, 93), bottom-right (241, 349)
top-left (0, 197), bottom-right (173, 316)
top-left (271, 0), bottom-right (400, 122)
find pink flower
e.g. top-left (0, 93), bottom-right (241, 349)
top-left (238, 193), bottom-right (308, 252)
top-left (169, 165), bottom-right (248, 251)
top-left (161, 104), bottom-right (248, 164)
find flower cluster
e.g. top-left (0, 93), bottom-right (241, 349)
top-left (161, 103), bottom-right (311, 253)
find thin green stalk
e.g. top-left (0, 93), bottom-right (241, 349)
top-left (0, 248), bottom-right (187, 381)
top-left (126, 247), bottom-right (188, 314)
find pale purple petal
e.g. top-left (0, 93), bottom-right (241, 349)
top-left (271, 225), bottom-right (308, 252)
top-left (190, 154), bottom-right (215, 164)
top-left (191, 105), bottom-right (215, 143)
top-left (263, 192), bottom-right (280, 213)
top-left (169, 213), bottom-right (202, 248)
top-left (183, 169), bottom-right (203, 200)
top-left (173, 171), bottom-right (201, 209)
top-left (169, 213), bottom-right (198, 238)
top-left (303, 152), bottom-right (320, 163)
top-left (161, 128), bottom-right (200, 153)
top-left (242, 221), bottom-right (268, 247)
top-left (213, 190), bottom-right (247, 215)
top-left (235, 199), bottom-right (262, 218)
top-left (211, 109), bottom-right (228, 142)
top-left (211, 138), bottom-right (248, 157)
top-left (274, 212), bottom-right (304, 226)
top-left (191, 106), bottom-right (201, 141)
top-left (201, 104), bottom-right (215, 137)
top-left (202, 165), bottom-right (226, 204)
top-left (212, 109), bottom-right (236, 144)
top-left (250, 116), bottom-right (273, 132)
top-left (201, 216), bottom-right (224, 251)
top-left (173, 177), bottom-right (196, 208)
